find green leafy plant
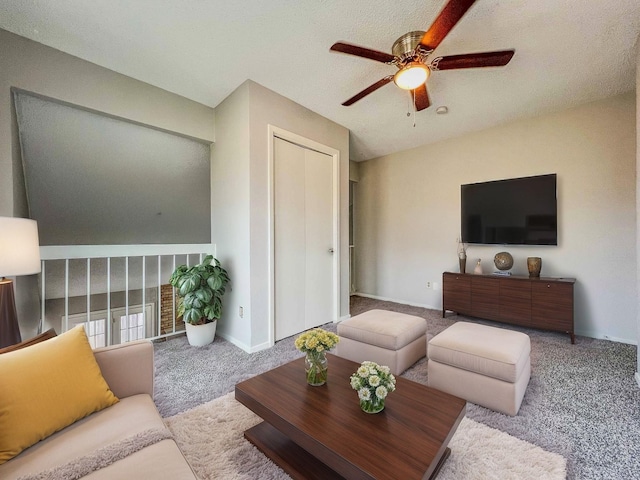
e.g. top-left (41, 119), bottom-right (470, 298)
top-left (169, 255), bottom-right (230, 325)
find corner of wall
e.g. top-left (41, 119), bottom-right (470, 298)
top-left (635, 32), bottom-right (640, 380)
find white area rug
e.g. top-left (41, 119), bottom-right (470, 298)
top-left (165, 392), bottom-right (566, 480)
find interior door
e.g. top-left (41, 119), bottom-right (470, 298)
top-left (303, 147), bottom-right (333, 330)
top-left (274, 137), bottom-right (333, 341)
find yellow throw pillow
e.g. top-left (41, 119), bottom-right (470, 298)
top-left (0, 325), bottom-right (118, 464)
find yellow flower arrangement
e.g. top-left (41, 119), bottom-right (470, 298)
top-left (295, 328), bottom-right (339, 386)
top-left (294, 328), bottom-right (339, 354)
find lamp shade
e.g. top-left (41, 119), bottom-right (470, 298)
top-left (0, 217), bottom-right (41, 277)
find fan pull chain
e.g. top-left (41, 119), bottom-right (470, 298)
top-left (413, 91), bottom-right (417, 127)
top-left (406, 91), bottom-right (417, 127)
top-left (410, 90), bottom-right (416, 127)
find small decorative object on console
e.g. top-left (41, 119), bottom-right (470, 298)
top-left (494, 252), bottom-right (513, 271)
top-left (295, 328), bottom-right (340, 386)
top-left (474, 259), bottom-right (483, 275)
top-left (456, 238), bottom-right (467, 273)
top-left (459, 256), bottom-right (466, 274)
top-left (527, 257), bottom-right (542, 277)
top-left (350, 360), bottom-right (396, 414)
top-left (457, 237), bottom-right (467, 274)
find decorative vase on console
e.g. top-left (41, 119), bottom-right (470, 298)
top-left (457, 238), bottom-right (467, 274)
top-left (527, 257), bottom-right (542, 278)
top-left (474, 259), bottom-right (483, 275)
top-left (459, 253), bottom-right (467, 274)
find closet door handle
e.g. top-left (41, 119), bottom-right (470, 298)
top-left (328, 248), bottom-right (334, 254)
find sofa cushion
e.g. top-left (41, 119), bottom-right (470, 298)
top-left (0, 325), bottom-right (118, 464)
top-left (0, 395), bottom-right (197, 479)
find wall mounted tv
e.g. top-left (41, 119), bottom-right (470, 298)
top-left (461, 174), bottom-right (557, 245)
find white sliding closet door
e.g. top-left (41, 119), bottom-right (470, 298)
top-left (274, 137), bottom-right (334, 341)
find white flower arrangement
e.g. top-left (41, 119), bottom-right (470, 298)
top-left (350, 361), bottom-right (396, 413)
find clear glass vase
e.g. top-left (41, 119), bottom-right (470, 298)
top-left (360, 397), bottom-right (385, 414)
top-left (305, 351), bottom-right (328, 386)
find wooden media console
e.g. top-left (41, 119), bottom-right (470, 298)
top-left (442, 272), bottom-right (576, 343)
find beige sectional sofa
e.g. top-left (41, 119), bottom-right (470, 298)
top-left (0, 340), bottom-right (197, 479)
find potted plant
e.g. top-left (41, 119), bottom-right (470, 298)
top-left (169, 255), bottom-right (230, 346)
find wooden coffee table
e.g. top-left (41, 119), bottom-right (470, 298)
top-left (235, 353), bottom-right (466, 480)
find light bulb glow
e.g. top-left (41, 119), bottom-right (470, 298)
top-left (393, 63), bottom-right (429, 90)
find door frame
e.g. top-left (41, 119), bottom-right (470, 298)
top-left (267, 125), bottom-right (340, 347)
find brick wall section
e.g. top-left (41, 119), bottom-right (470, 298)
top-left (160, 284), bottom-right (184, 334)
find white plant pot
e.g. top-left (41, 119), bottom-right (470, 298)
top-left (184, 320), bottom-right (217, 347)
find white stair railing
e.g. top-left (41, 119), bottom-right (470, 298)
top-left (39, 244), bottom-right (215, 345)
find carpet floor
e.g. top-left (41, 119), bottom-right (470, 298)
top-left (165, 392), bottom-right (567, 480)
top-left (154, 295), bottom-right (640, 480)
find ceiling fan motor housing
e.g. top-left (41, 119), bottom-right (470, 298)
top-left (392, 31), bottom-right (429, 62)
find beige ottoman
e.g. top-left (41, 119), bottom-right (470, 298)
top-left (335, 309), bottom-right (427, 375)
top-left (427, 322), bottom-right (531, 416)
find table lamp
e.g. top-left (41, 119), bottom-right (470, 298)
top-left (0, 217), bottom-right (41, 348)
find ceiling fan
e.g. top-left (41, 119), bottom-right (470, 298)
top-left (330, 0), bottom-right (514, 111)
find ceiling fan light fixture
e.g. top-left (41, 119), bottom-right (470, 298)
top-left (394, 62), bottom-right (429, 90)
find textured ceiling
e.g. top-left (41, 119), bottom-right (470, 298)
top-left (1, 0), bottom-right (639, 161)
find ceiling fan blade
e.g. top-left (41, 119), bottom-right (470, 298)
top-left (413, 84), bottom-right (431, 111)
top-left (330, 42), bottom-right (396, 64)
top-left (433, 50), bottom-right (515, 70)
top-left (342, 76), bottom-right (394, 106)
top-left (420, 0), bottom-right (477, 51)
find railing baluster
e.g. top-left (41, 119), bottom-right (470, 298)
top-left (172, 255), bottom-right (176, 334)
top-left (86, 258), bottom-right (91, 321)
top-left (64, 259), bottom-right (69, 332)
top-left (40, 260), bottom-right (45, 335)
top-left (86, 258), bottom-right (91, 345)
top-left (107, 257), bottom-right (111, 346)
top-left (157, 255), bottom-right (161, 337)
top-left (142, 255), bottom-right (146, 338)
top-left (125, 256), bottom-right (129, 323)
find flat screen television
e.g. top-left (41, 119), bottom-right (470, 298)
top-left (461, 174), bottom-right (557, 245)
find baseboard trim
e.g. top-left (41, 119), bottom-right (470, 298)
top-left (573, 330), bottom-right (637, 346)
top-left (352, 292), bottom-right (437, 311)
top-left (246, 340), bottom-right (272, 353)
top-left (216, 331), bottom-right (270, 353)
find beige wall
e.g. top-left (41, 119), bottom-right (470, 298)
top-left (0, 29), bottom-right (214, 216)
top-left (0, 29), bottom-right (215, 339)
top-left (350, 160), bottom-right (360, 182)
top-left (636, 40), bottom-right (640, 378)
top-left (210, 83), bottom-right (252, 347)
top-left (247, 81), bottom-right (350, 350)
top-left (356, 92), bottom-right (637, 343)
top-left (0, 30), bottom-right (348, 350)
top-left (212, 81), bottom-right (349, 352)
